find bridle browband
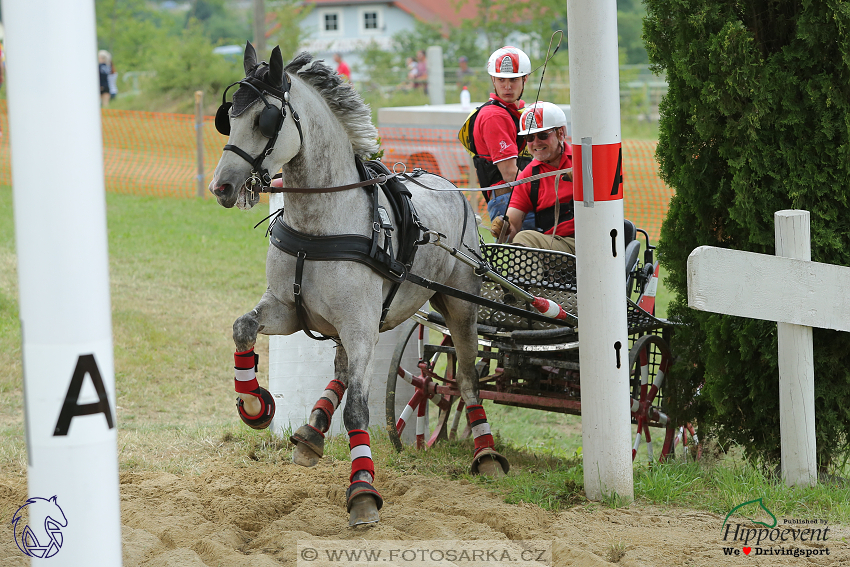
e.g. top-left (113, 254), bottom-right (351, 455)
top-left (215, 72), bottom-right (304, 193)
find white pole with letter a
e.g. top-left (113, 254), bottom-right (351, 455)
top-left (5, 0), bottom-right (123, 564)
top-left (567, 0), bottom-right (634, 501)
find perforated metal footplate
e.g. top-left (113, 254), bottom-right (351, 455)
top-left (478, 244), bottom-right (577, 331)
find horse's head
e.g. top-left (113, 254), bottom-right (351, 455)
top-left (210, 42), bottom-right (303, 209)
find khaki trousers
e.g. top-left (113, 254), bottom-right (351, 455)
top-left (512, 230), bottom-right (576, 255)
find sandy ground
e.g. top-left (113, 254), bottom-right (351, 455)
top-left (0, 457), bottom-right (846, 567)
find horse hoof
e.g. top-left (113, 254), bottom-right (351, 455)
top-left (348, 494), bottom-right (381, 526)
top-left (290, 424), bottom-right (325, 467)
top-left (291, 442), bottom-right (322, 467)
top-left (470, 447), bottom-right (509, 477)
top-left (346, 480), bottom-right (383, 527)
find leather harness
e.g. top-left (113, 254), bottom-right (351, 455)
top-left (268, 158), bottom-right (441, 340)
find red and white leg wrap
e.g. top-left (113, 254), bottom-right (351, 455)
top-left (312, 379), bottom-right (346, 433)
top-left (233, 348), bottom-right (275, 429)
top-left (234, 348), bottom-right (260, 394)
top-left (348, 429), bottom-right (375, 483)
top-left (466, 404), bottom-right (495, 457)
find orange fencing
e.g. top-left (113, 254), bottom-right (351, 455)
top-left (0, 102), bottom-right (671, 240)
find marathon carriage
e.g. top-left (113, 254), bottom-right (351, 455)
top-left (385, 221), bottom-right (696, 464)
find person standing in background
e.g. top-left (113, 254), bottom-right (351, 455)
top-left (456, 55), bottom-right (474, 89)
top-left (107, 57), bottom-right (118, 101)
top-left (333, 52), bottom-right (350, 81)
top-left (414, 49), bottom-right (428, 93)
top-left (98, 50), bottom-right (111, 107)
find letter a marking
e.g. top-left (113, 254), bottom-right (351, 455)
top-left (53, 354), bottom-right (115, 436)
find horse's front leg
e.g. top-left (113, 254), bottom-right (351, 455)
top-left (290, 346), bottom-right (349, 467)
top-left (232, 289), bottom-right (299, 428)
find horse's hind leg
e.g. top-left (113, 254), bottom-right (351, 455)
top-left (290, 346), bottom-right (349, 467)
top-left (431, 294), bottom-right (509, 478)
top-left (232, 289), bottom-right (299, 430)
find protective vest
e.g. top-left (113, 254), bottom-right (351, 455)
top-left (458, 100), bottom-right (530, 195)
top-left (529, 165), bottom-right (574, 233)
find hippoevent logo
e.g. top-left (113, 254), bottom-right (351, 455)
top-left (11, 496), bottom-right (68, 558)
top-left (721, 498), bottom-right (830, 558)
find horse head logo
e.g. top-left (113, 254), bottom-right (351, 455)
top-left (11, 496), bottom-right (68, 558)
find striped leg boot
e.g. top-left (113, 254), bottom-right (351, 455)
top-left (291, 379), bottom-right (346, 467)
top-left (466, 404), bottom-right (509, 476)
top-left (234, 348), bottom-right (275, 430)
top-left (346, 429), bottom-right (382, 526)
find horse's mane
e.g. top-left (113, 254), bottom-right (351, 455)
top-left (285, 52), bottom-right (380, 160)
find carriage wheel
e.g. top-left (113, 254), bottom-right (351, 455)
top-left (628, 333), bottom-right (677, 463)
top-left (386, 318), bottom-right (470, 452)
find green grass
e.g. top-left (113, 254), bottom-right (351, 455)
top-left (2, 186), bottom-right (848, 526)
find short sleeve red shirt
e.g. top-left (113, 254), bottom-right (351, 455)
top-left (508, 147), bottom-right (574, 237)
top-left (337, 61), bottom-right (351, 79)
top-left (472, 95), bottom-right (525, 165)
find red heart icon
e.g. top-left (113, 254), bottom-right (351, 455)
top-left (743, 547), bottom-right (751, 555)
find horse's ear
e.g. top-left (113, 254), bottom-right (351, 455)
top-left (244, 41), bottom-right (258, 75)
top-left (268, 46), bottom-right (284, 87)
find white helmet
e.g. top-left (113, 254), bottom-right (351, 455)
top-left (487, 46), bottom-right (531, 78)
top-left (518, 102), bottom-right (567, 135)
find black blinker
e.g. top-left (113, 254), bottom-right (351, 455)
top-left (215, 102), bottom-right (232, 135)
top-left (258, 105), bottom-right (282, 138)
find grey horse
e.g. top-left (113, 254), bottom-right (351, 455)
top-left (209, 43), bottom-right (508, 526)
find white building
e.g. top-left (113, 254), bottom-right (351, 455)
top-left (299, 0), bottom-right (478, 81)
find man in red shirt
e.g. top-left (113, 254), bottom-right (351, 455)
top-left (494, 102), bottom-right (575, 254)
top-left (471, 46), bottom-right (536, 231)
top-left (333, 52), bottom-right (350, 81)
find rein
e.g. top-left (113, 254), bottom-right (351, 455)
top-left (255, 166), bottom-right (573, 195)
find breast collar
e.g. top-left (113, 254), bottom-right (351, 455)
top-left (223, 74), bottom-right (304, 191)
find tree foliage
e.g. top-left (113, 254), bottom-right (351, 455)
top-left (645, 0), bottom-right (850, 469)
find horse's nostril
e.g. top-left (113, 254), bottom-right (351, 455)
top-left (213, 183), bottom-right (232, 196)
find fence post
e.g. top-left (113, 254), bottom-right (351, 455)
top-left (427, 45), bottom-right (444, 105)
top-left (195, 90), bottom-right (205, 198)
top-left (775, 210), bottom-right (817, 487)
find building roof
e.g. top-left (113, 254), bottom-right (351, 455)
top-left (304, 0), bottom-right (479, 28)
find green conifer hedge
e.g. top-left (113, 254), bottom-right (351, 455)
top-left (643, 0), bottom-right (850, 469)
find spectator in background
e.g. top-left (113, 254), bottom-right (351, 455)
top-left (414, 49), bottom-right (428, 93)
top-left (98, 50), bottom-right (111, 107)
top-left (456, 55), bottom-right (474, 89)
top-left (404, 56), bottom-right (418, 88)
top-left (333, 52), bottom-right (350, 81)
top-left (108, 57), bottom-right (118, 100)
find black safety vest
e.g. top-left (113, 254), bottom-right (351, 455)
top-left (529, 165), bottom-right (574, 233)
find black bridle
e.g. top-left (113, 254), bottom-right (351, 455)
top-left (215, 73), bottom-right (304, 191)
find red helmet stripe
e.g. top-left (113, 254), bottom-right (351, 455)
top-left (500, 52), bottom-right (520, 74)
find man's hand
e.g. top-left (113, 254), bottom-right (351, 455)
top-left (489, 216), bottom-right (505, 240)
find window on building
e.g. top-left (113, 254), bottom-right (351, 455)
top-left (324, 13), bottom-right (338, 32)
top-left (363, 11), bottom-right (378, 30)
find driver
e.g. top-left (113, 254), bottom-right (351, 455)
top-left (472, 46), bottom-right (536, 231)
top-left (490, 102), bottom-right (575, 254)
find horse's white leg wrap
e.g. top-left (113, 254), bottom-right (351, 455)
top-left (466, 404), bottom-right (510, 475)
top-left (312, 379), bottom-right (346, 433)
top-left (234, 348), bottom-right (262, 416)
top-left (232, 348), bottom-right (275, 429)
top-left (466, 404), bottom-right (494, 456)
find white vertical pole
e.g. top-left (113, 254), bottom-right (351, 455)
top-left (427, 45), bottom-right (444, 106)
top-left (775, 210), bottom-right (817, 487)
top-left (567, 0), bottom-right (633, 501)
top-left (5, 0), bottom-right (123, 564)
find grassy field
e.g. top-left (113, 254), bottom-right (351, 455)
top-left (1, 186), bottom-right (848, 524)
